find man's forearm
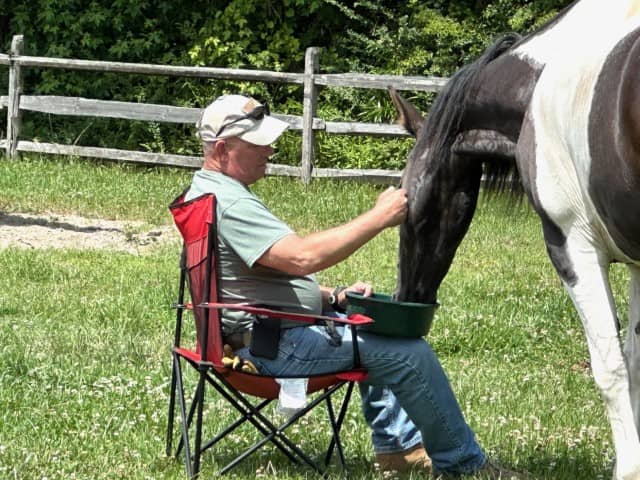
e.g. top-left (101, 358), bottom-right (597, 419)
top-left (258, 209), bottom-right (386, 276)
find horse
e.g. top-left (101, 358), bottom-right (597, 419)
top-left (390, 1), bottom-right (640, 478)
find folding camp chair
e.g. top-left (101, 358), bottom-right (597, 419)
top-left (165, 191), bottom-right (373, 478)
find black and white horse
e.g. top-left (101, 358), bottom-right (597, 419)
top-left (391, 1), bottom-right (640, 478)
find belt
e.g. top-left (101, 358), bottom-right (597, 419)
top-left (223, 330), bottom-right (252, 350)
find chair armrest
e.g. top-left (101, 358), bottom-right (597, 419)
top-left (199, 302), bottom-right (374, 326)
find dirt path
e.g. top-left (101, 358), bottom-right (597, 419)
top-left (0, 211), bottom-right (179, 254)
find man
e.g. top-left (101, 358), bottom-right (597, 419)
top-left (185, 94), bottom-right (523, 478)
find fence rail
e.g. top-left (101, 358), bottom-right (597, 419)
top-left (1, 35), bottom-right (447, 183)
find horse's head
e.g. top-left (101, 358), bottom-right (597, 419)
top-left (391, 89), bottom-right (483, 304)
top-left (390, 34), bottom-right (523, 304)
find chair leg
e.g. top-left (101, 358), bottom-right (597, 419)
top-left (206, 373), bottom-right (303, 467)
top-left (199, 398), bottom-right (272, 453)
top-left (172, 358), bottom-right (214, 480)
top-left (192, 371), bottom-right (207, 478)
top-left (172, 364), bottom-right (355, 478)
top-left (174, 355), bottom-right (194, 478)
top-left (325, 381), bottom-right (354, 468)
top-left (165, 354), bottom-right (178, 456)
top-left (209, 372), bottom-right (336, 475)
top-left (175, 381), bottom-right (200, 459)
top-left (218, 402), bottom-right (321, 477)
top-left (176, 363), bottom-right (301, 477)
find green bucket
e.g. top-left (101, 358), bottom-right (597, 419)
top-left (345, 292), bottom-right (438, 338)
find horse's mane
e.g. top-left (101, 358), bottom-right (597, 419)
top-left (422, 32), bottom-right (522, 195)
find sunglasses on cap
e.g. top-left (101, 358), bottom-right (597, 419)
top-left (215, 102), bottom-right (270, 138)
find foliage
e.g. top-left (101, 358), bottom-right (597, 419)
top-left (2, 0), bottom-right (212, 152)
top-left (314, 133), bottom-right (414, 171)
top-left (303, 0), bottom-right (573, 168)
top-left (1, 0), bottom-right (574, 167)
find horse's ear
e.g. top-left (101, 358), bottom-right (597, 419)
top-left (389, 87), bottom-right (424, 138)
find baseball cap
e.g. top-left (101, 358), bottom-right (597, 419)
top-left (196, 94), bottom-right (289, 145)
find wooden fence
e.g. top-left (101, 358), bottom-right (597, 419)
top-left (0, 34), bottom-right (448, 184)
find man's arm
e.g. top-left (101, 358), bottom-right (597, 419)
top-left (257, 186), bottom-right (408, 276)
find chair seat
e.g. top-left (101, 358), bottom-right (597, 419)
top-left (175, 346), bottom-right (368, 399)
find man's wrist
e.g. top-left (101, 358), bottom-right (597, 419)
top-left (329, 286), bottom-right (347, 313)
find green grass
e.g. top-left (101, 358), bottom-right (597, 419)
top-left (0, 155), bottom-right (630, 479)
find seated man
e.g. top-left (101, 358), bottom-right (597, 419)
top-left (185, 94), bottom-right (523, 479)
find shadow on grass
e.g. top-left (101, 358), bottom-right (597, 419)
top-left (516, 448), bottom-right (613, 480)
top-left (0, 211), bottom-right (124, 233)
top-left (0, 306), bottom-right (19, 316)
top-left (163, 446), bottom-right (378, 479)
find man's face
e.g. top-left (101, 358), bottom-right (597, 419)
top-left (224, 137), bottom-right (275, 185)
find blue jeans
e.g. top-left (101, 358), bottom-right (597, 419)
top-left (238, 325), bottom-right (486, 475)
top-left (360, 384), bottom-right (423, 454)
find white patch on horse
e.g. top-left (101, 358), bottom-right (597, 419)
top-left (514, 0), bottom-right (640, 69)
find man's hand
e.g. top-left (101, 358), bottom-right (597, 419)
top-left (346, 281), bottom-right (373, 297)
top-left (337, 281), bottom-right (373, 309)
top-left (373, 186), bottom-right (408, 228)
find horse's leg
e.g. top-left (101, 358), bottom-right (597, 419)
top-left (623, 264), bottom-right (640, 433)
top-left (557, 237), bottom-right (640, 480)
top-left (519, 79), bottom-right (640, 478)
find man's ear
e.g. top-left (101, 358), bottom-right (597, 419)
top-left (214, 139), bottom-right (228, 156)
top-left (203, 140), bottom-right (227, 170)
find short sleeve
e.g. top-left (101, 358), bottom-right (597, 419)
top-left (218, 197), bottom-right (293, 267)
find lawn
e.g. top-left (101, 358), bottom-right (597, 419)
top-left (0, 156), bottom-right (628, 479)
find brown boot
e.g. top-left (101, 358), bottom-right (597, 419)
top-left (375, 443), bottom-right (432, 474)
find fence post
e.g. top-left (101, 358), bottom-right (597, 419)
top-left (301, 47), bottom-right (319, 184)
top-left (6, 34), bottom-right (24, 159)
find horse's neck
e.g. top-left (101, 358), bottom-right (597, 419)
top-left (514, 0), bottom-right (640, 68)
top-left (474, 0), bottom-right (640, 131)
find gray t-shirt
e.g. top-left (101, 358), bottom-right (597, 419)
top-left (186, 170), bottom-right (322, 334)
